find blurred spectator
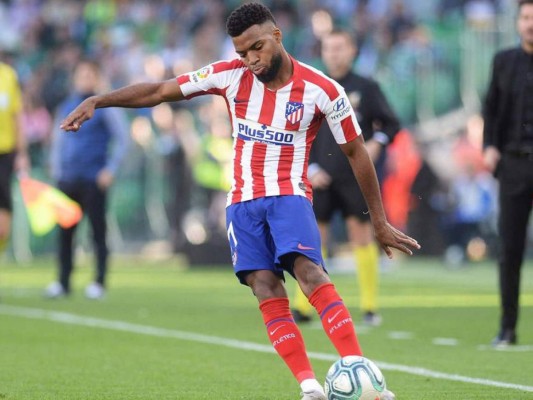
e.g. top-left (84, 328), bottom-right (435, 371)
top-left (382, 129), bottom-right (422, 231)
top-left (0, 56), bottom-right (30, 253)
top-left (191, 98), bottom-right (233, 234)
top-left (408, 156), bottom-right (447, 256)
top-left (20, 90), bottom-right (52, 168)
top-left (444, 158), bottom-right (496, 265)
top-left (45, 59), bottom-right (130, 299)
top-left (40, 41), bottom-right (81, 113)
top-left (166, 108), bottom-right (197, 252)
top-left (387, 0), bottom-right (417, 46)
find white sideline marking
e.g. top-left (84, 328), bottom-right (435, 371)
top-left (432, 337), bottom-right (459, 346)
top-left (1, 304), bottom-right (533, 393)
top-left (478, 344), bottom-right (533, 352)
top-left (388, 331), bottom-right (414, 340)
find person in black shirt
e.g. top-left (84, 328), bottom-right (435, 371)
top-left (483, 0), bottom-right (533, 346)
top-left (292, 29), bottom-right (400, 325)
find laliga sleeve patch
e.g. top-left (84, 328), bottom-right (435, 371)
top-left (189, 65), bottom-right (214, 83)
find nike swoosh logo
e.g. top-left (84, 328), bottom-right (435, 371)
top-left (297, 243), bottom-right (315, 250)
top-left (269, 325), bottom-right (285, 335)
top-left (233, 98), bottom-right (248, 103)
top-left (327, 310), bottom-right (342, 324)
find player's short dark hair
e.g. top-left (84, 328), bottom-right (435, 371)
top-left (226, 2), bottom-right (277, 37)
top-left (327, 28), bottom-right (357, 45)
top-left (519, 0), bottom-right (533, 9)
top-left (76, 58), bottom-right (101, 73)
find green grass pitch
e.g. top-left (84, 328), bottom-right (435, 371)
top-left (1, 256), bottom-right (532, 399)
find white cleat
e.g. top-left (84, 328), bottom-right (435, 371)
top-left (44, 282), bottom-right (66, 298)
top-left (300, 379), bottom-right (326, 400)
top-left (85, 282), bottom-right (105, 300)
top-left (381, 389), bottom-right (396, 400)
top-left (300, 389), bottom-right (326, 400)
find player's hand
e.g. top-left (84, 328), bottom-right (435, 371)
top-left (309, 169), bottom-right (332, 189)
top-left (97, 169), bottom-right (114, 190)
top-left (365, 140), bottom-right (382, 163)
top-left (15, 151), bottom-right (31, 178)
top-left (374, 222), bottom-right (420, 258)
top-left (60, 96), bottom-right (97, 132)
top-left (483, 146), bottom-right (501, 173)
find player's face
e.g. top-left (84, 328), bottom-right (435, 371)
top-left (232, 22), bottom-right (283, 83)
top-left (73, 63), bottom-right (99, 94)
top-left (321, 33), bottom-right (356, 79)
top-left (518, 4), bottom-right (533, 51)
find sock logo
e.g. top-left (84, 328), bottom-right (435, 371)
top-left (327, 310), bottom-right (342, 324)
top-left (269, 325), bottom-right (286, 336)
top-left (329, 318), bottom-right (353, 334)
top-left (272, 333), bottom-right (296, 346)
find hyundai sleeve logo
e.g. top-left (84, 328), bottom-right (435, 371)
top-left (333, 98), bottom-right (346, 112)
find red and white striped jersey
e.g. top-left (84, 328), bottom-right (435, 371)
top-left (177, 56), bottom-right (362, 206)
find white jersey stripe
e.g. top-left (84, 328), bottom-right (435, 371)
top-left (264, 145), bottom-right (281, 197)
top-left (240, 141), bottom-right (254, 201)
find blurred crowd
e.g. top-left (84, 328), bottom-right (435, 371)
top-left (1, 0), bottom-right (508, 262)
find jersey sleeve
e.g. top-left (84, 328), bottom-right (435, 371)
top-left (176, 60), bottom-right (244, 100)
top-left (324, 84), bottom-right (362, 144)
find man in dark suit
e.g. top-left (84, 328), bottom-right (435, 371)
top-left (483, 0), bottom-right (533, 346)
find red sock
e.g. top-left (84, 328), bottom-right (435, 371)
top-left (309, 283), bottom-right (363, 356)
top-left (259, 297), bottom-right (315, 383)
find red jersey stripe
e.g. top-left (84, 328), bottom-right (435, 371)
top-left (232, 138), bottom-right (245, 204)
top-left (297, 62), bottom-right (340, 101)
top-left (253, 87), bottom-right (278, 197)
top-left (258, 88), bottom-right (276, 126)
top-left (278, 146), bottom-right (295, 196)
top-left (177, 75), bottom-right (190, 85)
top-left (278, 79), bottom-right (305, 195)
top-left (234, 71), bottom-right (254, 119)
top-left (341, 117), bottom-right (358, 143)
top-left (212, 59), bottom-right (244, 73)
top-left (251, 143), bottom-right (267, 198)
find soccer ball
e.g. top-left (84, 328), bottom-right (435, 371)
top-left (324, 356), bottom-right (386, 400)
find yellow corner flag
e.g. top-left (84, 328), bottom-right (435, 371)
top-left (19, 177), bottom-right (83, 236)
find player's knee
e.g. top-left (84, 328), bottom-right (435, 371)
top-left (294, 259), bottom-right (330, 296)
top-left (246, 271), bottom-right (286, 300)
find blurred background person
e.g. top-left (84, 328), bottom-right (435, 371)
top-left (292, 28), bottom-right (400, 326)
top-left (45, 59), bottom-right (130, 299)
top-left (482, 0), bottom-right (533, 347)
top-left (0, 54), bottom-right (30, 254)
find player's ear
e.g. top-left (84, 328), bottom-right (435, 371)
top-left (273, 27), bottom-right (282, 44)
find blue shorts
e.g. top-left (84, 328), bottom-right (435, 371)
top-left (226, 195), bottom-right (326, 285)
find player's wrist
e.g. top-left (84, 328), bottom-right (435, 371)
top-left (372, 132), bottom-right (389, 146)
top-left (308, 163), bottom-right (322, 178)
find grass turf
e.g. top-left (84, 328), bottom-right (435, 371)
top-left (0, 256), bottom-right (532, 399)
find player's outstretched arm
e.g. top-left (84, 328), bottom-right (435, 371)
top-left (60, 79), bottom-right (184, 132)
top-left (340, 136), bottom-right (420, 258)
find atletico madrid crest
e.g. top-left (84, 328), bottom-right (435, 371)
top-left (285, 101), bottom-right (304, 124)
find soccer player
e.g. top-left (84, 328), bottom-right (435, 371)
top-left (0, 59), bottom-right (30, 254)
top-left (60, 3), bottom-right (419, 399)
top-left (291, 29), bottom-right (400, 326)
